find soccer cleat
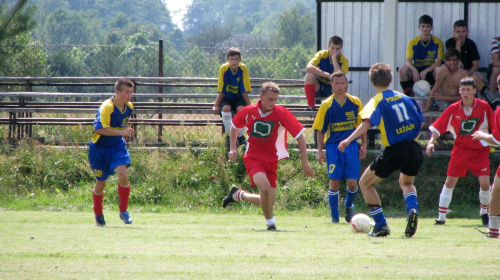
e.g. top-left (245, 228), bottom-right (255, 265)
top-left (267, 224), bottom-right (277, 231)
top-left (95, 215), bottom-right (106, 227)
top-left (368, 224), bottom-right (390, 237)
top-left (481, 214), bottom-right (489, 226)
top-left (119, 211), bottom-right (132, 224)
top-left (405, 209), bottom-right (418, 238)
top-left (222, 186), bottom-right (239, 208)
top-left (430, 102), bottom-right (440, 111)
top-left (484, 233), bottom-right (499, 238)
top-left (304, 107), bottom-right (316, 111)
top-left (434, 219), bottom-right (445, 226)
top-left (345, 206), bottom-right (354, 223)
top-left (332, 218), bottom-right (339, 224)
top-left (237, 135), bottom-right (246, 146)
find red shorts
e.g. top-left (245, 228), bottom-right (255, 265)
top-left (447, 146), bottom-right (490, 177)
top-left (243, 157), bottom-right (278, 188)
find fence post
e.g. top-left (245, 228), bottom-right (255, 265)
top-left (158, 40), bottom-right (164, 142)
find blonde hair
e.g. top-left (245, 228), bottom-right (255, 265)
top-left (260, 82), bottom-right (280, 95)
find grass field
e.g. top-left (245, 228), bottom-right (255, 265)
top-left (1, 210), bottom-right (499, 280)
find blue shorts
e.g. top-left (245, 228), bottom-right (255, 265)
top-left (325, 141), bottom-right (360, 180)
top-left (316, 81), bottom-right (332, 99)
top-left (88, 140), bottom-right (130, 181)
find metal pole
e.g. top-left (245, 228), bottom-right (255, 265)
top-left (158, 40), bottom-right (164, 142)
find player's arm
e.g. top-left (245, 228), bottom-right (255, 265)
top-left (306, 63), bottom-right (331, 80)
top-left (316, 131), bottom-right (326, 165)
top-left (492, 53), bottom-right (500, 68)
top-left (296, 134), bottom-right (314, 178)
top-left (359, 132), bottom-right (367, 160)
top-left (405, 58), bottom-right (421, 82)
top-left (95, 127), bottom-right (134, 137)
top-left (339, 119), bottom-right (371, 152)
top-left (425, 130), bottom-right (440, 157)
top-left (213, 92), bottom-right (225, 115)
top-left (467, 60), bottom-right (480, 76)
top-left (472, 130), bottom-right (495, 145)
top-left (228, 125), bottom-right (239, 162)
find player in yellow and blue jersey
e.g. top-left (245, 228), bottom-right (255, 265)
top-left (213, 47), bottom-right (252, 146)
top-left (88, 77), bottom-right (135, 227)
top-left (339, 63), bottom-right (424, 238)
top-left (304, 36), bottom-right (349, 110)
top-left (399, 15), bottom-right (444, 97)
top-left (313, 71), bottom-right (366, 223)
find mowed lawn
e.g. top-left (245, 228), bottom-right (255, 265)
top-left (1, 210), bottom-right (499, 280)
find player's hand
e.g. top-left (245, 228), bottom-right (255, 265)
top-left (425, 143), bottom-right (434, 157)
top-left (359, 146), bottom-right (367, 160)
top-left (419, 70), bottom-right (427, 81)
top-left (228, 149), bottom-right (237, 162)
top-left (472, 130), bottom-right (488, 141)
top-left (122, 127), bottom-right (135, 137)
top-left (212, 106), bottom-right (220, 115)
top-left (338, 140), bottom-right (349, 152)
top-left (317, 151), bottom-right (325, 165)
top-left (302, 161), bottom-right (314, 178)
top-left (429, 89), bottom-right (437, 98)
top-left (412, 69), bottom-right (420, 83)
top-left (452, 30), bottom-right (460, 42)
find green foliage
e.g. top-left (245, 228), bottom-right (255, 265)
top-left (274, 3), bottom-right (315, 48)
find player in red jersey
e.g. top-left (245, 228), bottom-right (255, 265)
top-left (222, 82), bottom-right (314, 230)
top-left (426, 77), bottom-right (493, 226)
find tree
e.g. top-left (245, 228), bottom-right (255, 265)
top-left (274, 4), bottom-right (315, 48)
top-left (41, 8), bottom-right (102, 44)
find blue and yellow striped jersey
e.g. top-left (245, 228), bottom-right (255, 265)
top-left (91, 98), bottom-right (134, 147)
top-left (308, 50), bottom-right (349, 84)
top-left (360, 89), bottom-right (424, 147)
top-left (406, 35), bottom-right (444, 70)
top-left (217, 62), bottom-right (251, 99)
top-left (313, 93), bottom-right (363, 143)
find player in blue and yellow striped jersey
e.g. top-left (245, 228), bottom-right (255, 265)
top-left (213, 47), bottom-right (252, 146)
top-left (399, 15), bottom-right (444, 97)
top-left (88, 78), bottom-right (135, 227)
top-left (304, 36), bottom-right (349, 110)
top-left (313, 71), bottom-right (366, 223)
top-left (339, 63), bottom-right (424, 238)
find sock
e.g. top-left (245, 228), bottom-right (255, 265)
top-left (328, 190), bottom-right (339, 222)
top-left (489, 216), bottom-right (500, 237)
top-left (221, 111), bottom-right (232, 133)
top-left (93, 191), bottom-right (104, 216)
top-left (344, 186), bottom-right (358, 209)
top-left (232, 189), bottom-right (245, 202)
top-left (438, 185), bottom-right (454, 221)
top-left (265, 217), bottom-right (276, 226)
top-left (369, 206), bottom-right (387, 229)
top-left (237, 128), bottom-right (245, 137)
top-left (118, 184), bottom-right (130, 212)
top-left (304, 84), bottom-right (316, 109)
top-left (479, 188), bottom-right (491, 215)
top-left (400, 80), bottom-right (414, 96)
top-left (404, 192), bottom-right (418, 213)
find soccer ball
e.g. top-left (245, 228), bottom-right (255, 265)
top-left (350, 213), bottom-right (374, 233)
top-left (412, 80), bottom-right (431, 97)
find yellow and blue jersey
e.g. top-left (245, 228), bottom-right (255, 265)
top-left (360, 89), bottom-right (424, 147)
top-left (313, 93), bottom-right (363, 143)
top-left (308, 50), bottom-right (349, 84)
top-left (217, 62), bottom-right (251, 100)
top-left (91, 98), bottom-right (134, 147)
top-left (406, 35), bottom-right (444, 70)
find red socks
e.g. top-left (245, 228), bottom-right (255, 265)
top-left (118, 184), bottom-right (131, 212)
top-left (304, 84), bottom-right (316, 109)
top-left (93, 192), bottom-right (104, 216)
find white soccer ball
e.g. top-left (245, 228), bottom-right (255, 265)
top-left (350, 213), bottom-right (374, 233)
top-left (413, 80), bottom-right (431, 97)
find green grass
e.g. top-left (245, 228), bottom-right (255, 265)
top-left (0, 210), bottom-right (499, 280)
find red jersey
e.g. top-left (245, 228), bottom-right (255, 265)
top-left (232, 100), bottom-right (305, 162)
top-left (491, 108), bottom-right (500, 144)
top-left (429, 98), bottom-right (493, 150)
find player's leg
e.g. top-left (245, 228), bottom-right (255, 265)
top-left (487, 172), bottom-right (500, 238)
top-left (398, 65), bottom-right (414, 96)
top-left (88, 144), bottom-right (108, 226)
top-left (93, 179), bottom-right (107, 226)
top-left (344, 179), bottom-right (358, 222)
top-left (328, 179), bottom-right (340, 223)
top-left (343, 143), bottom-right (360, 222)
top-left (220, 103), bottom-right (233, 134)
top-left (435, 176), bottom-right (459, 225)
top-left (399, 174), bottom-right (419, 237)
top-left (304, 74), bottom-right (320, 110)
top-left (478, 175), bottom-right (491, 226)
top-left (358, 167), bottom-right (389, 237)
top-left (235, 103), bottom-right (246, 145)
top-left (489, 67), bottom-right (500, 94)
top-left (116, 164), bottom-right (132, 224)
top-left (253, 172), bottom-right (277, 230)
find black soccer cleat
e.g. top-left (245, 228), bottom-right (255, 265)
top-left (267, 224), bottom-right (277, 231)
top-left (481, 214), bottom-right (489, 226)
top-left (222, 186), bottom-right (239, 208)
top-left (95, 215), bottom-right (106, 227)
top-left (344, 206), bottom-right (354, 223)
top-left (368, 224), bottom-right (390, 237)
top-left (434, 219), bottom-right (445, 226)
top-left (405, 209), bottom-right (418, 238)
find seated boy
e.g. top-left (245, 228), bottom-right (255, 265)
top-left (213, 47), bottom-right (251, 145)
top-left (304, 36), bottom-right (349, 110)
top-left (399, 15), bottom-right (444, 97)
top-left (422, 48), bottom-right (468, 112)
top-left (489, 36), bottom-right (500, 95)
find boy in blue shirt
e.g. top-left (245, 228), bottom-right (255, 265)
top-left (89, 77), bottom-right (135, 226)
top-left (339, 63), bottom-right (424, 238)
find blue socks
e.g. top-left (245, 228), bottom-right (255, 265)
top-left (344, 187), bottom-right (358, 209)
top-left (328, 190), bottom-right (339, 222)
top-left (404, 192), bottom-right (418, 214)
top-left (370, 207), bottom-right (387, 229)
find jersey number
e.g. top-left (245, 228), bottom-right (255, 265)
top-left (391, 103), bottom-right (410, 122)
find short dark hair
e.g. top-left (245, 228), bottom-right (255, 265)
top-left (115, 77), bottom-right (134, 91)
top-left (330, 71), bottom-right (347, 82)
top-left (369, 63), bottom-right (392, 88)
top-left (419, 15), bottom-right (433, 26)
top-left (453, 19), bottom-right (467, 29)
top-left (459, 77), bottom-right (476, 89)
top-left (260, 82), bottom-right (280, 95)
top-left (226, 47), bottom-right (241, 58)
top-left (328, 36), bottom-right (343, 47)
top-left (444, 48), bottom-right (460, 61)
